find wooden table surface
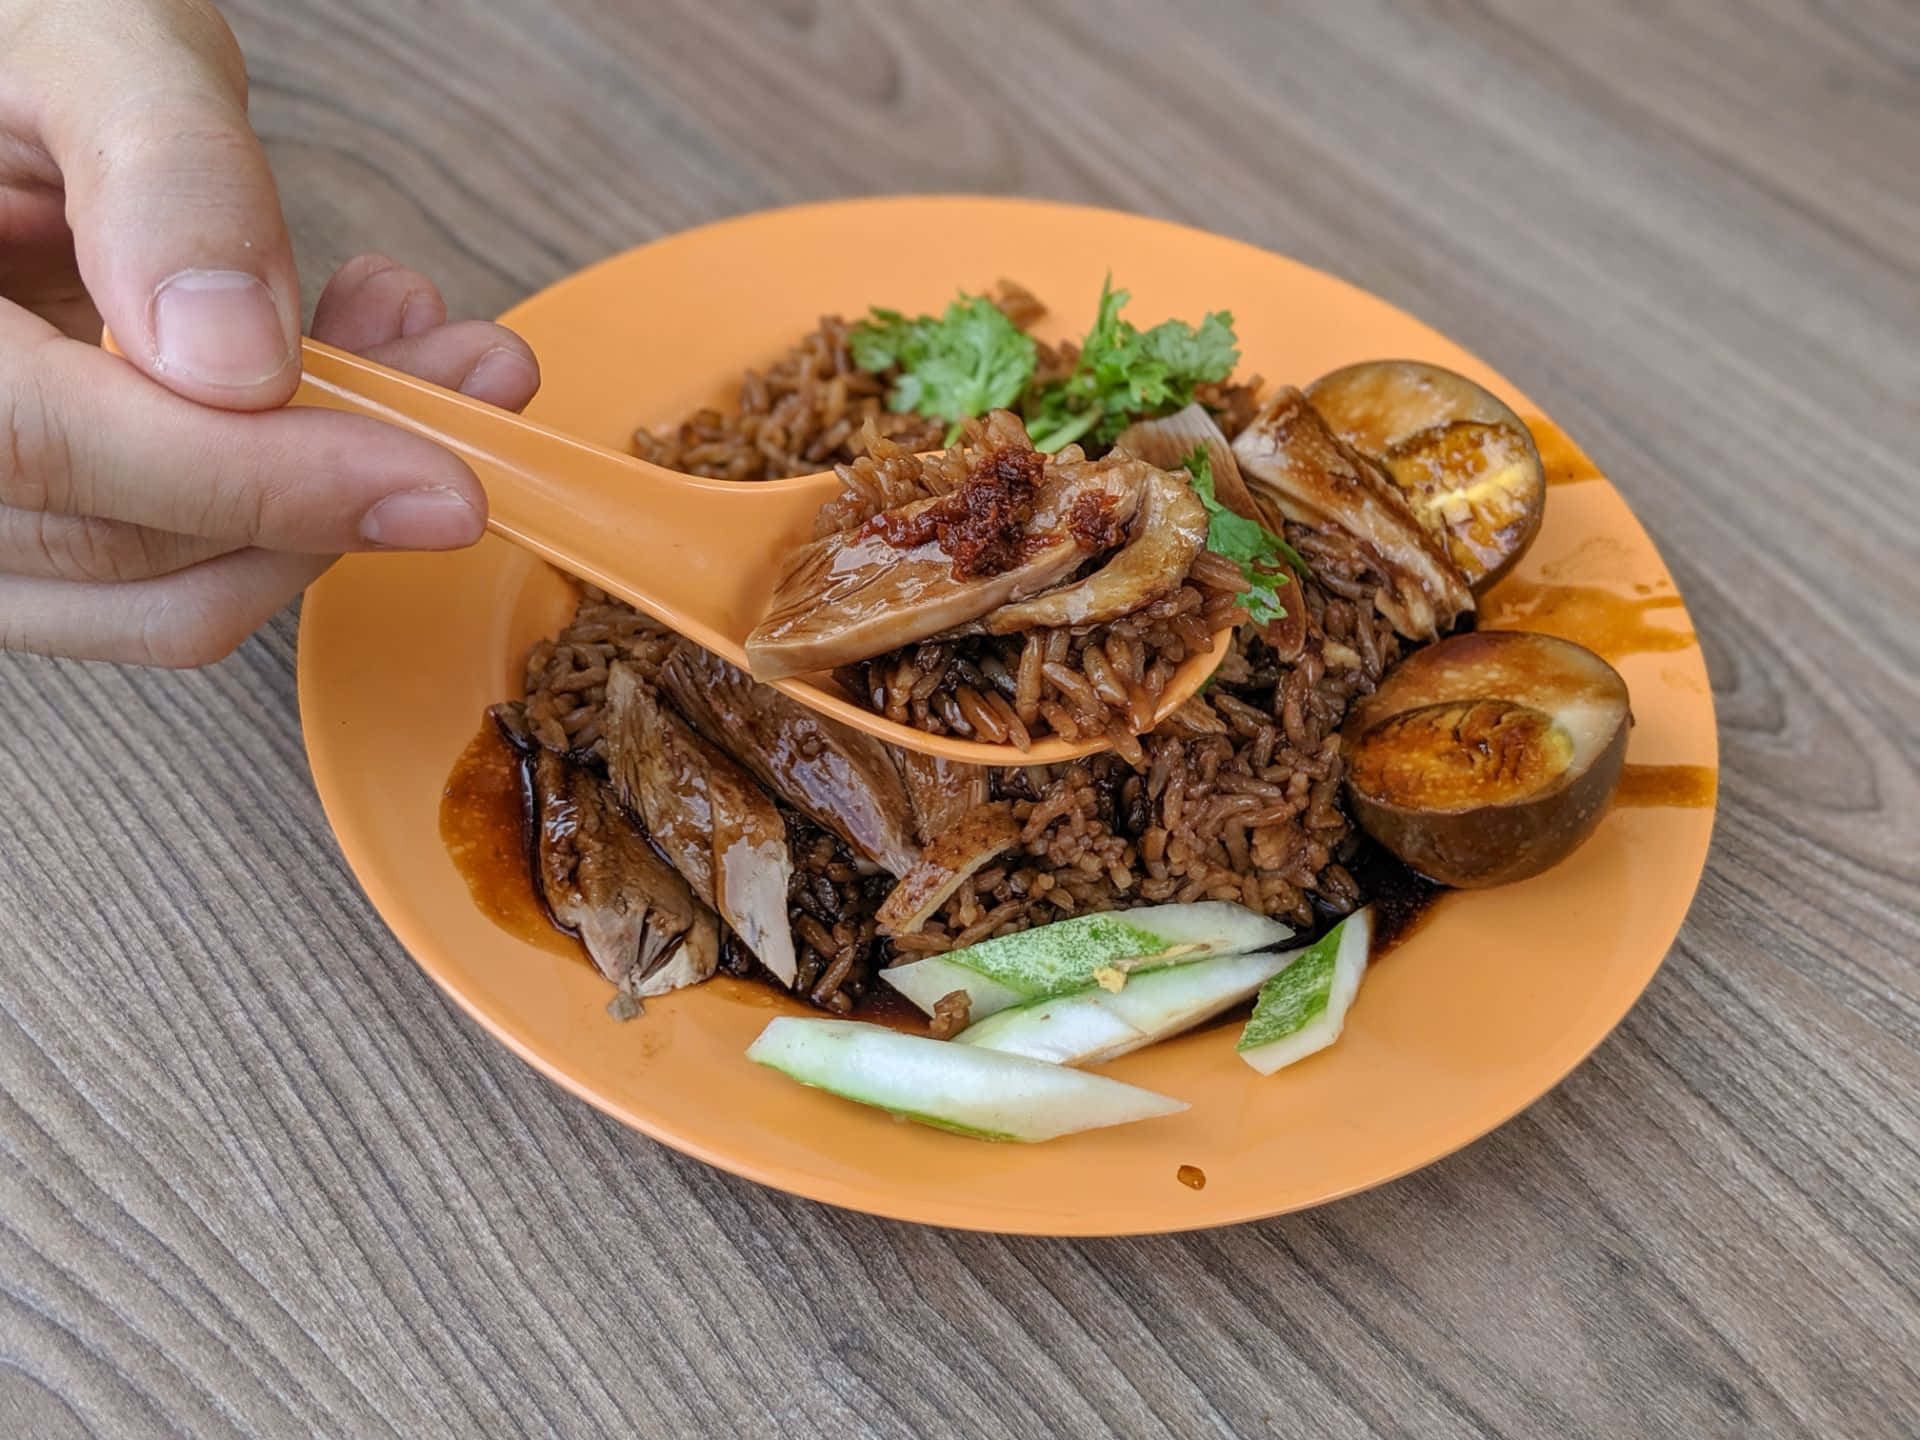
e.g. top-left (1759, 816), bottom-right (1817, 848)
top-left (5, 2), bottom-right (1916, 1435)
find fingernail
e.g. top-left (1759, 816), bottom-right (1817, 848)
top-left (359, 487), bottom-right (483, 549)
top-left (459, 347), bottom-right (536, 401)
top-left (151, 270), bottom-right (294, 388)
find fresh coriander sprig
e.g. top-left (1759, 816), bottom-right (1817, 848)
top-left (1182, 445), bottom-right (1307, 626)
top-left (1023, 277), bottom-right (1238, 452)
top-left (848, 295), bottom-right (1036, 441)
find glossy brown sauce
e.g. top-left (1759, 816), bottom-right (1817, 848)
top-left (1349, 845), bottom-right (1450, 958)
top-left (1615, 763), bottom-right (1718, 808)
top-left (440, 724), bottom-right (583, 960)
top-left (1481, 576), bottom-right (1692, 659)
top-left (854, 978), bottom-right (934, 1035)
top-left (1176, 1165), bottom-right (1207, 1190)
top-left (1525, 417), bottom-right (1605, 487)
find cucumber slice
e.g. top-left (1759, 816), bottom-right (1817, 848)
top-left (746, 1017), bottom-right (1187, 1141)
top-left (1237, 908), bottom-right (1372, 1074)
top-left (958, 948), bottom-right (1294, 1066)
top-left (881, 901), bottom-right (1293, 1020)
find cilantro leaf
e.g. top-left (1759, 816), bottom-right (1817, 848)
top-left (1024, 277), bottom-right (1240, 452)
top-left (848, 295), bottom-right (1036, 435)
top-left (1182, 445), bottom-right (1307, 626)
top-left (848, 307), bottom-right (916, 373)
top-left (1138, 310), bottom-right (1238, 388)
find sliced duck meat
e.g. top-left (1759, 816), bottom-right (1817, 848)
top-left (527, 749), bottom-right (719, 998)
top-left (1114, 402), bottom-right (1263, 527)
top-left (746, 435), bottom-right (1145, 680)
top-left (659, 643), bottom-right (920, 876)
top-left (603, 662), bottom-right (799, 988)
top-left (1232, 387), bottom-right (1474, 642)
top-left (1114, 405), bottom-right (1306, 660)
top-left (891, 747), bottom-right (992, 848)
top-left (875, 801), bottom-right (1023, 935)
top-left (979, 459), bottom-right (1207, 633)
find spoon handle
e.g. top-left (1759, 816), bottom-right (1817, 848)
top-left (292, 337), bottom-right (822, 665)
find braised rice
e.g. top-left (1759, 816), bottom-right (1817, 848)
top-left (507, 287), bottom-right (1402, 1010)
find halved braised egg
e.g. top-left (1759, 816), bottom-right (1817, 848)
top-left (1343, 631), bottom-right (1630, 888)
top-left (1307, 360), bottom-right (1546, 592)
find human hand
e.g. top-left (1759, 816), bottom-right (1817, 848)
top-left (0, 0), bottom-right (539, 665)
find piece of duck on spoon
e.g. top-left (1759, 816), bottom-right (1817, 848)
top-left (290, 338), bottom-right (1232, 764)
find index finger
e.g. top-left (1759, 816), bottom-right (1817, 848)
top-left (1, 314), bottom-right (487, 554)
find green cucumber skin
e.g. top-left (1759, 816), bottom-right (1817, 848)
top-left (961, 949), bottom-right (1291, 1066)
top-left (747, 1018), bottom-right (1186, 1142)
top-left (749, 1059), bottom-right (1019, 1141)
top-left (891, 1111), bottom-right (1019, 1142)
top-left (952, 916), bottom-right (1172, 996)
top-left (889, 901), bottom-right (1294, 1018)
top-left (1237, 927), bottom-right (1344, 1052)
top-left (1237, 909), bottom-right (1372, 1069)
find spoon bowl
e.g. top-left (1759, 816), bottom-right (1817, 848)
top-left (292, 337), bottom-right (1230, 763)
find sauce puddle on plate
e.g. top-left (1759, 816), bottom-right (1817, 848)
top-left (440, 723), bottom-right (583, 960)
top-left (1484, 422), bottom-right (1697, 662)
top-left (1481, 576), bottom-right (1693, 660)
top-left (1525, 417), bottom-right (1607, 488)
top-left (1348, 845), bottom-right (1450, 960)
top-left (1614, 763), bottom-right (1718, 808)
top-left (1176, 1165), bottom-right (1207, 1190)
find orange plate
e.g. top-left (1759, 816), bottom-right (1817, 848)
top-left (298, 198), bottom-right (1717, 1234)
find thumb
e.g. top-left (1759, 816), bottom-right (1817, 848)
top-left (24, 2), bottom-right (301, 409)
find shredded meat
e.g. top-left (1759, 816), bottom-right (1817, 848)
top-left (1066, 490), bottom-right (1127, 551)
top-left (928, 988), bottom-right (973, 1040)
top-left (865, 441), bottom-right (1045, 579)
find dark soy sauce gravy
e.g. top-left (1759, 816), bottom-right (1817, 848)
top-left (1480, 576), bottom-right (1692, 660)
top-left (1615, 763), bottom-right (1718, 808)
top-left (440, 724), bottom-right (579, 960)
top-left (440, 720), bottom-right (932, 1026)
top-left (1493, 419), bottom-right (1701, 662)
top-left (1348, 845), bottom-right (1450, 956)
top-left (1526, 417), bottom-right (1605, 488)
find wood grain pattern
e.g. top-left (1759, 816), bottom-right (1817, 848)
top-left (4, 1), bottom-right (1916, 1434)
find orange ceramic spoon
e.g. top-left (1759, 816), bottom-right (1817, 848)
top-left (288, 337), bottom-right (1229, 763)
